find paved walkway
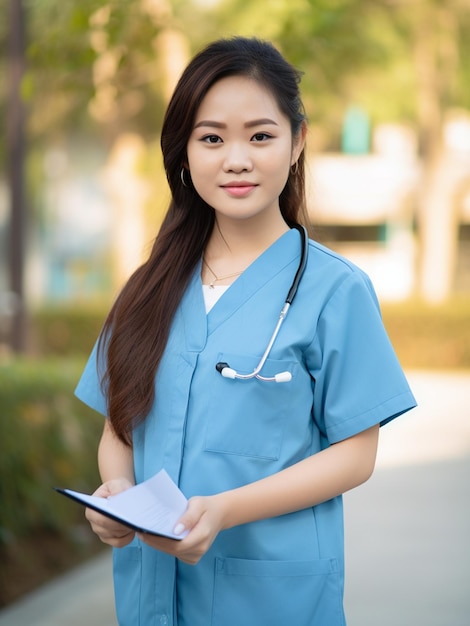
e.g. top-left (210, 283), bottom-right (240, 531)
top-left (0, 550), bottom-right (115, 626)
top-left (0, 370), bottom-right (469, 626)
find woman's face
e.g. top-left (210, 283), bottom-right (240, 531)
top-left (186, 75), bottom-right (304, 228)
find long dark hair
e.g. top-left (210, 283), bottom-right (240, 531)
top-left (99, 37), bottom-right (310, 444)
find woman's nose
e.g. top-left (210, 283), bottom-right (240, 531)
top-left (223, 143), bottom-right (253, 173)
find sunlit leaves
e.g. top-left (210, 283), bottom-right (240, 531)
top-left (3, 0), bottom-right (470, 147)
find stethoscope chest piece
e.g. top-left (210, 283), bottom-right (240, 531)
top-left (215, 361), bottom-right (292, 383)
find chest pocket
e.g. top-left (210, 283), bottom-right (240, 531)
top-left (204, 352), bottom-right (297, 460)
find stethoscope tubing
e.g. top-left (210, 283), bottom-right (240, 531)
top-left (285, 224), bottom-right (309, 304)
top-left (216, 225), bottom-right (309, 383)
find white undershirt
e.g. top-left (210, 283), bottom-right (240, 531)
top-left (202, 285), bottom-right (229, 313)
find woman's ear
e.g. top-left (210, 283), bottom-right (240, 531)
top-left (291, 121), bottom-right (307, 166)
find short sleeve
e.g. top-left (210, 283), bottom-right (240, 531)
top-left (307, 271), bottom-right (416, 443)
top-left (75, 340), bottom-right (109, 417)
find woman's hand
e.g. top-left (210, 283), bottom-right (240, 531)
top-left (85, 478), bottom-right (135, 548)
top-left (137, 494), bottom-right (226, 565)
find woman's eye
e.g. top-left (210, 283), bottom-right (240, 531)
top-left (252, 132), bottom-right (271, 142)
top-left (202, 135), bottom-right (222, 144)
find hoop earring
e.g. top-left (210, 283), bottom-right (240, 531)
top-left (181, 168), bottom-right (190, 188)
top-left (291, 161), bottom-right (299, 175)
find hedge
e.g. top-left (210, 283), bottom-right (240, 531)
top-left (0, 357), bottom-right (105, 606)
top-left (0, 357), bottom-right (104, 535)
top-left (31, 306), bottom-right (106, 356)
top-left (381, 297), bottom-right (470, 370)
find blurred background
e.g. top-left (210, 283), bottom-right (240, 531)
top-left (0, 0), bottom-right (469, 622)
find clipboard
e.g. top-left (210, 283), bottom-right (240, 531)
top-left (55, 469), bottom-right (188, 540)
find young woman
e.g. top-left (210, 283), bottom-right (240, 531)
top-left (78, 37), bottom-right (416, 626)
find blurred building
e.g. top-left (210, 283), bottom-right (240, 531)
top-left (308, 123), bottom-right (420, 301)
top-left (308, 116), bottom-right (470, 302)
top-left (30, 145), bottom-right (113, 304)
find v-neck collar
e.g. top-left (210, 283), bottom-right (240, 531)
top-left (180, 228), bottom-right (302, 351)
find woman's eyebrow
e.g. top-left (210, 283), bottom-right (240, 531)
top-left (245, 118), bottom-right (279, 128)
top-left (193, 118), bottom-right (279, 129)
top-left (193, 120), bottom-right (226, 129)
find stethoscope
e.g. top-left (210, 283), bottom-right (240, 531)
top-left (215, 224), bottom-right (309, 383)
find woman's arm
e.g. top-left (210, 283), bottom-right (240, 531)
top-left (218, 423), bottom-right (379, 528)
top-left (97, 418), bottom-right (135, 483)
top-left (85, 420), bottom-right (136, 547)
top-left (138, 424), bottom-right (379, 563)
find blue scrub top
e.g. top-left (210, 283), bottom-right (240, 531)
top-left (76, 229), bottom-right (416, 626)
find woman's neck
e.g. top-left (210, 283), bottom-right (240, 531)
top-left (202, 214), bottom-right (289, 286)
top-left (205, 214), bottom-right (290, 264)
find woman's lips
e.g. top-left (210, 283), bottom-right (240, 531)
top-left (222, 183), bottom-right (257, 197)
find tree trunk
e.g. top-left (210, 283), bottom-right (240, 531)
top-left (7, 0), bottom-right (27, 352)
top-left (413, 4), bottom-right (460, 303)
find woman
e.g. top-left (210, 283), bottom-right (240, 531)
top-left (78, 37), bottom-right (416, 625)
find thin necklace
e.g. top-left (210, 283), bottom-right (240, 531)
top-left (203, 258), bottom-right (244, 289)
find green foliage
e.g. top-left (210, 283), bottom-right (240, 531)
top-left (31, 306), bottom-right (106, 356)
top-left (24, 0), bottom-right (99, 136)
top-left (0, 357), bottom-right (103, 546)
top-left (2, 0), bottom-right (469, 159)
top-left (22, 0), bottom-right (168, 142)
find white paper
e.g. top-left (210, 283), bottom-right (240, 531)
top-left (57, 469), bottom-right (188, 540)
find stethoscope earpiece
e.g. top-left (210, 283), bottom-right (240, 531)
top-left (274, 371), bottom-right (292, 383)
top-left (214, 226), bottom-right (308, 385)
